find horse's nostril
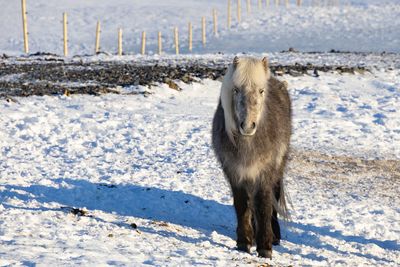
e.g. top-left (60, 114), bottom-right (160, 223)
top-left (240, 122), bottom-right (256, 131)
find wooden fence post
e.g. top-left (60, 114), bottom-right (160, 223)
top-left (297, 0), bottom-right (302, 6)
top-left (188, 22), bottom-right (193, 52)
top-left (158, 31), bottom-right (162, 55)
top-left (21, 0), bottom-right (29, 53)
top-left (63, 12), bottom-right (68, 57)
top-left (246, 0), bottom-right (251, 15)
top-left (227, 0), bottom-right (231, 28)
top-left (95, 21), bottom-right (101, 53)
top-left (266, 0), bottom-right (270, 7)
top-left (141, 31), bottom-right (146, 55)
top-left (285, 0), bottom-right (289, 8)
top-left (258, 0), bottom-right (262, 9)
top-left (118, 28), bottom-right (122, 56)
top-left (237, 0), bottom-right (241, 23)
top-left (174, 27), bottom-right (179, 55)
top-left (202, 16), bottom-right (206, 47)
top-left (213, 9), bottom-right (218, 36)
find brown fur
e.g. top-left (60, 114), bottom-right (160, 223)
top-left (212, 57), bottom-right (292, 258)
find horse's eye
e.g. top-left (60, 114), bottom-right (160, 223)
top-left (259, 89), bottom-right (265, 94)
top-left (233, 88), bottom-right (239, 94)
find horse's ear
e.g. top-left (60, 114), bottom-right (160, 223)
top-left (262, 57), bottom-right (271, 79)
top-left (262, 57), bottom-right (269, 71)
top-left (233, 56), bottom-right (240, 69)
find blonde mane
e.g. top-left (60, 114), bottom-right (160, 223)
top-left (220, 57), bottom-right (270, 145)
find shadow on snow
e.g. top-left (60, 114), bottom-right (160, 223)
top-left (1, 178), bottom-right (235, 236)
top-left (1, 178), bottom-right (398, 262)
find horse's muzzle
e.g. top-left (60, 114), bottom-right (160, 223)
top-left (239, 121), bottom-right (257, 136)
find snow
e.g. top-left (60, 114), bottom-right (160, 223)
top-left (1, 0), bottom-right (400, 56)
top-left (288, 70), bottom-right (400, 158)
top-left (1, 70), bottom-right (399, 265)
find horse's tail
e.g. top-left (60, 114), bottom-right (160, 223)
top-left (278, 178), bottom-right (291, 221)
top-left (271, 178), bottom-right (290, 221)
top-left (272, 148), bottom-right (291, 221)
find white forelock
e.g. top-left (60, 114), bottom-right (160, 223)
top-left (220, 57), bottom-right (270, 145)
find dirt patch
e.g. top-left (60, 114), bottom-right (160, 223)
top-left (288, 150), bottom-right (399, 200)
top-left (0, 57), bottom-right (367, 98)
top-left (290, 150), bottom-right (399, 179)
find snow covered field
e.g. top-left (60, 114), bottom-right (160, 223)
top-left (0, 69), bottom-right (399, 265)
top-left (1, 0), bottom-right (400, 266)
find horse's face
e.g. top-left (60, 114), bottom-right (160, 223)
top-left (231, 57), bottom-right (270, 136)
top-left (232, 82), bottom-right (266, 136)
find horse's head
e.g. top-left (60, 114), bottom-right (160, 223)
top-left (221, 56), bottom-right (270, 142)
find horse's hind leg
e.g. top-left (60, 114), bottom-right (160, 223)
top-left (271, 180), bottom-right (281, 245)
top-left (232, 184), bottom-right (253, 253)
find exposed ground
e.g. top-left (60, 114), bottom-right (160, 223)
top-left (289, 149), bottom-right (400, 201)
top-left (0, 52), bottom-right (383, 98)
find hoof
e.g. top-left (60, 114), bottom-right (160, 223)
top-left (257, 249), bottom-right (272, 259)
top-left (272, 239), bottom-right (280, 246)
top-left (237, 243), bottom-right (251, 253)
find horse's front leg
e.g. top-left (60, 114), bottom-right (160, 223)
top-left (231, 184), bottom-right (253, 253)
top-left (254, 182), bottom-right (273, 258)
